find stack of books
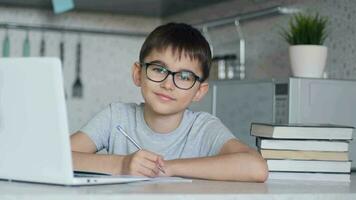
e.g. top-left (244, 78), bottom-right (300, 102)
top-left (250, 122), bottom-right (354, 182)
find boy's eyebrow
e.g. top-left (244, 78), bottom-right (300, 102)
top-left (148, 60), bottom-right (166, 65)
top-left (148, 60), bottom-right (197, 73)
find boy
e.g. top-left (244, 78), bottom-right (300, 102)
top-left (71, 23), bottom-right (268, 182)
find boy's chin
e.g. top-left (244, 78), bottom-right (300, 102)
top-left (146, 103), bottom-right (184, 116)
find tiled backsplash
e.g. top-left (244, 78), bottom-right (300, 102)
top-left (0, 6), bottom-right (160, 132)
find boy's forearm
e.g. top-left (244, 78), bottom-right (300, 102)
top-left (166, 151), bottom-right (268, 182)
top-left (72, 151), bottom-right (125, 175)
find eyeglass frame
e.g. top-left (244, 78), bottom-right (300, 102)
top-left (139, 62), bottom-right (204, 90)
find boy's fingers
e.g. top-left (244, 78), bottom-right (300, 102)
top-left (129, 159), bottom-right (158, 177)
top-left (136, 171), bottom-right (147, 177)
top-left (132, 150), bottom-right (164, 177)
top-left (140, 150), bottom-right (164, 163)
top-left (138, 164), bottom-right (159, 177)
top-left (140, 158), bottom-right (158, 170)
top-left (157, 157), bottom-right (165, 167)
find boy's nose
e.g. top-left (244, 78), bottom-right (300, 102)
top-left (160, 74), bottom-right (175, 90)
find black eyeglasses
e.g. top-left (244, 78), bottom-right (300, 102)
top-left (140, 62), bottom-right (203, 90)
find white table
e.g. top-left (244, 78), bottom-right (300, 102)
top-left (1, 174), bottom-right (355, 200)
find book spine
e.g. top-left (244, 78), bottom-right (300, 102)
top-left (256, 138), bottom-right (349, 152)
top-left (260, 150), bottom-right (349, 161)
top-left (267, 160), bottom-right (351, 173)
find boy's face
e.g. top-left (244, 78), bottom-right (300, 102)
top-left (132, 46), bottom-right (209, 116)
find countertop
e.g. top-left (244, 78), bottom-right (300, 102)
top-left (0, 174), bottom-right (355, 200)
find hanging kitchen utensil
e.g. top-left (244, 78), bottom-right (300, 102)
top-left (2, 28), bottom-right (10, 57)
top-left (23, 30), bottom-right (30, 57)
top-left (234, 20), bottom-right (245, 80)
top-left (72, 38), bottom-right (83, 98)
top-left (40, 31), bottom-right (45, 57)
top-left (59, 33), bottom-right (68, 99)
top-left (59, 35), bottom-right (64, 62)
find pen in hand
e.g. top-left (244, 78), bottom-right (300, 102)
top-left (116, 125), bottom-right (166, 174)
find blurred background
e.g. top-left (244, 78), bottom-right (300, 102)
top-left (0, 0), bottom-right (355, 132)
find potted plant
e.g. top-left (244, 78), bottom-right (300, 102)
top-left (281, 13), bottom-right (328, 78)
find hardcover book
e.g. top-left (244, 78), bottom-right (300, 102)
top-left (257, 138), bottom-right (349, 151)
top-left (268, 172), bottom-right (350, 182)
top-left (251, 123), bottom-right (354, 140)
top-left (267, 160), bottom-right (351, 173)
top-left (260, 149), bottom-right (348, 161)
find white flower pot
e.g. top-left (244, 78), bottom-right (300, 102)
top-left (289, 45), bottom-right (328, 78)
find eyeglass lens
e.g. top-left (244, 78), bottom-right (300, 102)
top-left (146, 63), bottom-right (198, 90)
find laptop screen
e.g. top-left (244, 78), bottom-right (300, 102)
top-left (0, 58), bottom-right (74, 184)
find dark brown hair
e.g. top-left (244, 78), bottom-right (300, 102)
top-left (139, 22), bottom-right (212, 82)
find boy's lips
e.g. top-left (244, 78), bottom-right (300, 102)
top-left (154, 92), bottom-right (176, 101)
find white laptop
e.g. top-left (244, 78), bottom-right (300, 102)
top-left (0, 58), bottom-right (150, 185)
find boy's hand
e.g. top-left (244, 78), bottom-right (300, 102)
top-left (157, 159), bottom-right (174, 177)
top-left (122, 150), bottom-right (164, 177)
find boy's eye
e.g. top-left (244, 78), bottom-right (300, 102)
top-left (151, 65), bottom-right (167, 74)
top-left (177, 71), bottom-right (193, 81)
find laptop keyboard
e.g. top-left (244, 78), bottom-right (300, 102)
top-left (74, 170), bottom-right (111, 177)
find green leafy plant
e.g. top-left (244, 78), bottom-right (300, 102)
top-left (281, 13), bottom-right (328, 45)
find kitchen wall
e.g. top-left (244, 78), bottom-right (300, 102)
top-left (0, 6), bottom-right (160, 132)
top-left (1, 0), bottom-right (355, 133)
top-left (166, 0), bottom-right (356, 80)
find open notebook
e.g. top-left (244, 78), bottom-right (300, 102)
top-left (0, 58), bottom-right (189, 185)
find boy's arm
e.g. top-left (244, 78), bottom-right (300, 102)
top-left (71, 132), bottom-right (163, 177)
top-left (71, 131), bottom-right (125, 175)
top-left (164, 139), bottom-right (268, 182)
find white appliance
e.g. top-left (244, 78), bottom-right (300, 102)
top-left (189, 77), bottom-right (356, 169)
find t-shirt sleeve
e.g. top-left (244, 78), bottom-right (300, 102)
top-left (80, 104), bottom-right (113, 152)
top-left (200, 118), bottom-right (236, 156)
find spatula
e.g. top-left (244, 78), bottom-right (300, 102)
top-left (23, 31), bottom-right (30, 57)
top-left (60, 35), bottom-right (68, 99)
top-left (2, 29), bottom-right (10, 57)
top-left (72, 40), bottom-right (83, 98)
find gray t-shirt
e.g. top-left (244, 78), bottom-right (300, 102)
top-left (81, 102), bottom-right (236, 160)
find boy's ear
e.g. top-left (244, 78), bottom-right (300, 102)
top-left (192, 82), bottom-right (209, 102)
top-left (132, 62), bottom-right (142, 87)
